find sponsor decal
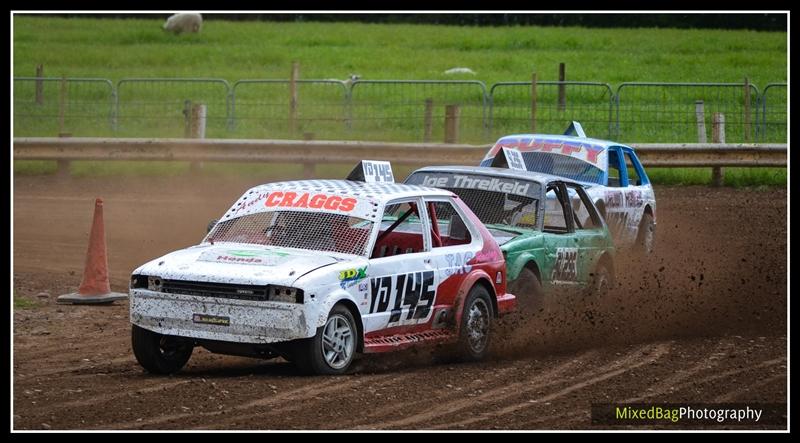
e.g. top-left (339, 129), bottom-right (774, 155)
top-left (198, 249), bottom-right (289, 266)
top-left (338, 266), bottom-right (368, 289)
top-left (605, 191), bottom-right (623, 208)
top-left (264, 191), bottom-right (357, 213)
top-left (444, 251), bottom-right (475, 276)
top-left (625, 190), bottom-right (643, 208)
top-left (551, 247), bottom-right (578, 282)
top-left (488, 137), bottom-right (606, 167)
top-left (192, 314), bottom-right (230, 326)
top-left (370, 271), bottom-right (436, 325)
top-left (234, 192), bottom-right (269, 214)
top-left (418, 174), bottom-right (533, 197)
top-left (227, 249), bottom-right (290, 258)
top-left (474, 249), bottom-right (502, 263)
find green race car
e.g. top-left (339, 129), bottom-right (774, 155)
top-left (405, 165), bottom-right (615, 309)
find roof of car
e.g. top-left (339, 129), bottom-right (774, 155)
top-left (494, 133), bottom-right (630, 150)
top-left (245, 179), bottom-right (452, 202)
top-left (409, 165), bottom-right (582, 187)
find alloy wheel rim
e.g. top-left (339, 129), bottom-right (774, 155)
top-left (321, 314), bottom-right (354, 369)
top-left (466, 298), bottom-right (490, 353)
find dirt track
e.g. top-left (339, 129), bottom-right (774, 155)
top-left (12, 174), bottom-right (787, 430)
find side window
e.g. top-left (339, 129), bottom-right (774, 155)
top-left (543, 186), bottom-right (570, 233)
top-left (372, 201), bottom-right (426, 258)
top-left (607, 149), bottom-right (624, 188)
top-left (567, 185), bottom-right (601, 230)
top-left (624, 151), bottom-right (642, 186)
top-left (426, 200), bottom-right (472, 247)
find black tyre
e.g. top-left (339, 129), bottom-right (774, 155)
top-left (508, 267), bottom-right (543, 313)
top-left (590, 262), bottom-right (613, 298)
top-left (294, 304), bottom-right (357, 375)
top-left (636, 212), bottom-right (655, 255)
top-left (455, 285), bottom-right (493, 362)
top-left (131, 324), bottom-right (193, 375)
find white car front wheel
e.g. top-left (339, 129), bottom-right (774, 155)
top-left (294, 304), bottom-right (357, 375)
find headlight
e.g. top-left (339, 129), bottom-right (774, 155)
top-left (268, 285), bottom-right (304, 303)
top-left (130, 274), bottom-right (149, 289)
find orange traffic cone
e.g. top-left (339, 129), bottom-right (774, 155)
top-left (57, 198), bottom-right (127, 304)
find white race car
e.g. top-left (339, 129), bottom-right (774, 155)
top-left (129, 162), bottom-right (515, 375)
top-left (480, 122), bottom-right (657, 253)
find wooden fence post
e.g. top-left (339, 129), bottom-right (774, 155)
top-left (183, 100), bottom-right (193, 138)
top-left (35, 64), bottom-right (44, 105)
top-left (531, 72), bottom-right (538, 133)
top-left (557, 62), bottom-right (566, 112)
top-left (712, 113), bottom-right (726, 187)
top-left (695, 100), bottom-right (707, 143)
top-left (444, 104), bottom-right (460, 144)
top-left (188, 103), bottom-right (206, 173)
top-left (289, 61), bottom-right (299, 136)
top-left (423, 98), bottom-right (433, 143)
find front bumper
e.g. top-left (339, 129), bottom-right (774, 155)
top-left (129, 289), bottom-right (316, 344)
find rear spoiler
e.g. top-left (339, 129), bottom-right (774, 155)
top-left (346, 160), bottom-right (395, 183)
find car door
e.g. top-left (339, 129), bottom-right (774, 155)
top-left (565, 182), bottom-right (609, 285)
top-left (620, 147), bottom-right (653, 244)
top-left (422, 196), bottom-right (483, 313)
top-left (541, 182), bottom-right (582, 293)
top-left (363, 197), bottom-right (438, 334)
top-left (603, 146), bottom-right (629, 242)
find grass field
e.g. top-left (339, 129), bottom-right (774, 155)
top-left (13, 16), bottom-right (787, 84)
top-left (13, 15), bottom-right (787, 186)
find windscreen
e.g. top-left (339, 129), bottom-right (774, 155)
top-left (205, 210), bottom-right (374, 257)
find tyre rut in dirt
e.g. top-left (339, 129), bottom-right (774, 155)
top-left (508, 266), bottom-right (543, 314)
top-left (455, 285), bottom-right (493, 361)
top-left (131, 324), bottom-right (193, 375)
top-left (294, 304), bottom-right (357, 375)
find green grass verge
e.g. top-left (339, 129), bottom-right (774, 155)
top-left (646, 167), bottom-right (787, 187)
top-left (13, 296), bottom-right (39, 309)
top-left (13, 160), bottom-right (787, 187)
top-left (13, 16), bottom-right (786, 85)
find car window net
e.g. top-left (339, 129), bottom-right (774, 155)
top-left (521, 151), bottom-right (604, 184)
top-left (439, 188), bottom-right (538, 229)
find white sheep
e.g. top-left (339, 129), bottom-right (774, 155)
top-left (163, 13), bottom-right (203, 34)
top-left (444, 67), bottom-right (477, 75)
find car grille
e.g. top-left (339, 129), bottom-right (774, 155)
top-left (160, 279), bottom-right (269, 301)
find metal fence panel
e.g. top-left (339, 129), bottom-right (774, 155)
top-left (13, 77), bottom-right (115, 137)
top-left (489, 81), bottom-right (614, 140)
top-left (616, 83), bottom-right (760, 143)
top-left (116, 78), bottom-right (231, 138)
top-left (761, 83), bottom-right (787, 143)
top-left (232, 80), bottom-right (349, 140)
top-left (348, 80), bottom-right (488, 144)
